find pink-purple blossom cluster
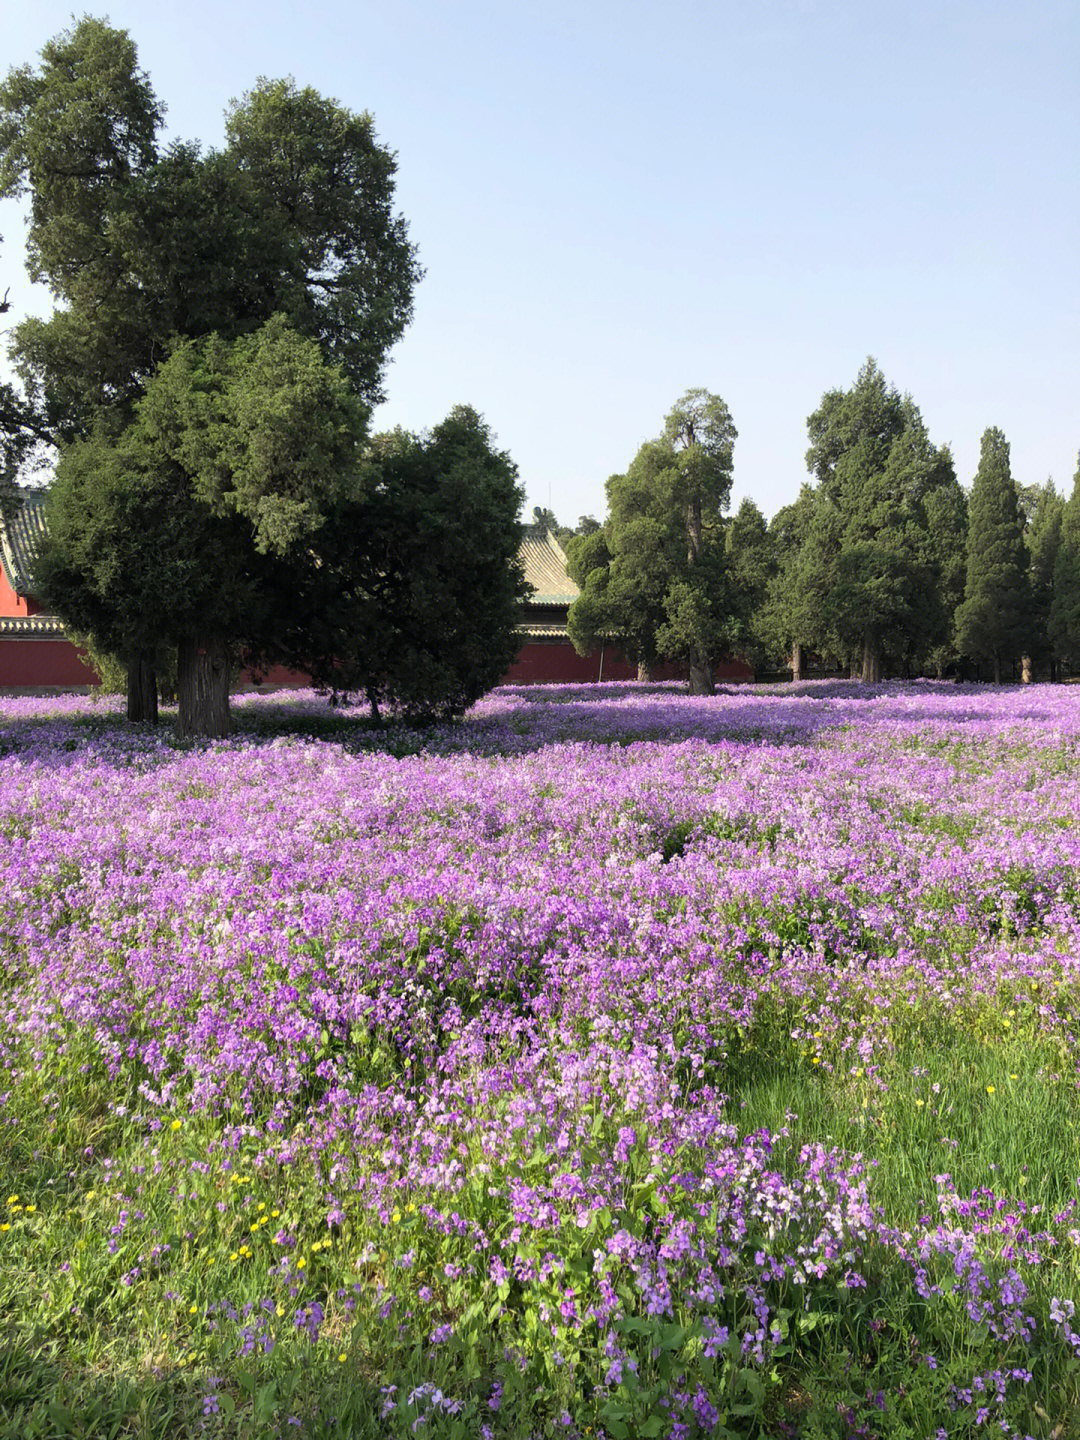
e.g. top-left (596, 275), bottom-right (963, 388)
top-left (2, 679), bottom-right (1080, 1434)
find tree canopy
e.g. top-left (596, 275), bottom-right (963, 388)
top-left (35, 317), bottom-right (368, 735)
top-left (797, 359), bottom-right (963, 680)
top-left (7, 18), bottom-right (527, 735)
top-left (1049, 459), bottom-right (1080, 669)
top-left (566, 390), bottom-right (737, 691)
top-left (955, 428), bottom-right (1029, 681)
top-left (303, 407), bottom-right (528, 723)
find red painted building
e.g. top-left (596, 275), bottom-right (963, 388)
top-left (0, 497), bottom-right (753, 693)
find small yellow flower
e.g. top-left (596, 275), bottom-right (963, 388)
top-left (6, 1196), bottom-right (17, 1205)
top-left (406, 1203), bottom-right (416, 1214)
top-left (171, 1120), bottom-right (182, 1131)
top-left (271, 1209), bottom-right (280, 1218)
top-left (986, 1085), bottom-right (996, 1095)
top-left (229, 1251), bottom-right (239, 1261)
top-left (276, 1304), bottom-right (285, 1317)
top-left (338, 1353), bottom-right (347, 1363)
top-left (86, 1191), bottom-right (95, 1201)
top-left (189, 1304), bottom-right (198, 1314)
top-left (915, 1098), bottom-right (924, 1107)
top-left (811, 1057), bottom-right (820, 1066)
top-left (1010, 1073), bottom-right (1018, 1080)
top-left (296, 1256), bottom-right (307, 1270)
top-left (259, 1216), bottom-right (269, 1226)
top-left (257, 1202), bottom-right (265, 1211)
top-left (0, 1223), bottom-right (10, 1232)
top-left (9, 1205), bottom-right (22, 1213)
top-left (250, 1223), bottom-right (260, 1233)
top-left (24, 1205), bottom-right (36, 1214)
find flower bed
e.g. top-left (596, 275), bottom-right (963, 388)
top-left (1, 682), bottom-right (1079, 1437)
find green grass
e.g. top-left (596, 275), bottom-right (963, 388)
top-left (4, 982), bottom-right (1080, 1437)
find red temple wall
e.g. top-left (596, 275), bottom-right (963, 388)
top-left (0, 638), bottom-right (101, 688)
top-left (1, 639), bottom-right (753, 693)
top-left (503, 643), bottom-right (753, 685)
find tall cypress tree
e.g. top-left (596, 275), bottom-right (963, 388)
top-left (565, 390), bottom-right (737, 690)
top-left (1049, 457), bottom-right (1080, 670)
top-left (921, 474), bottom-right (967, 677)
top-left (725, 497), bottom-right (773, 671)
top-left (759, 485), bottom-right (817, 678)
top-left (955, 427), bottom-right (1029, 682)
top-left (1023, 481), bottom-right (1065, 677)
top-left (801, 360), bottom-right (956, 681)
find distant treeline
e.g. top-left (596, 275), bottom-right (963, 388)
top-left (536, 360), bottom-right (1079, 687)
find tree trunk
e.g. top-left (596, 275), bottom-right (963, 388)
top-left (849, 658), bottom-right (860, 681)
top-left (791, 642), bottom-right (803, 683)
top-left (636, 660), bottom-right (654, 682)
top-left (861, 637), bottom-right (881, 684)
top-left (1021, 653), bottom-right (1033, 684)
top-left (176, 637), bottom-right (232, 739)
top-left (993, 655), bottom-right (1002, 684)
top-left (688, 658), bottom-right (714, 696)
top-left (126, 651), bottom-right (158, 725)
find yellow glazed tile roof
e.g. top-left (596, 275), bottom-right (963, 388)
top-left (519, 524), bottom-right (579, 606)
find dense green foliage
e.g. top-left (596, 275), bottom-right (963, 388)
top-left (2, 21), bottom-right (1078, 700)
top-left (955, 428), bottom-right (1030, 681)
top-left (35, 318), bottom-right (368, 734)
top-left (1049, 460), bottom-right (1080, 668)
top-left (302, 407), bottom-right (529, 723)
top-left (548, 357), bottom-right (1078, 685)
top-left (567, 390), bottom-right (737, 690)
top-left (2, 18), bottom-right (526, 734)
top-left (0, 19), bottom-right (419, 427)
top-left (796, 361), bottom-right (964, 680)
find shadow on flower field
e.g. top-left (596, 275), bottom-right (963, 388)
top-left (3, 681), bottom-right (1080, 1438)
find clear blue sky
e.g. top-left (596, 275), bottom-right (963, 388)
top-left (1, 0), bottom-right (1077, 521)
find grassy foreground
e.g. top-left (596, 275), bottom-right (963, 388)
top-left (2, 682), bottom-right (1080, 1439)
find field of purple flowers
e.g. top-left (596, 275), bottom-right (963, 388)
top-left (2, 681), bottom-right (1080, 1439)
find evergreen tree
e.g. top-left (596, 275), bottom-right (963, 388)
top-left (725, 498), bottom-right (773, 671)
top-left (302, 408), bottom-right (527, 723)
top-left (758, 485), bottom-right (816, 677)
top-left (1049, 458), bottom-right (1080, 670)
top-left (920, 476), bottom-right (967, 677)
top-left (1, 18), bottom-right (420, 725)
top-left (566, 391), bottom-right (737, 689)
top-left (531, 506), bottom-right (559, 534)
top-left (35, 318), bottom-right (368, 737)
top-left (801, 360), bottom-right (956, 681)
top-left (567, 448), bottom-right (676, 681)
top-left (955, 427), bottom-right (1029, 682)
top-left (1023, 481), bottom-right (1064, 677)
